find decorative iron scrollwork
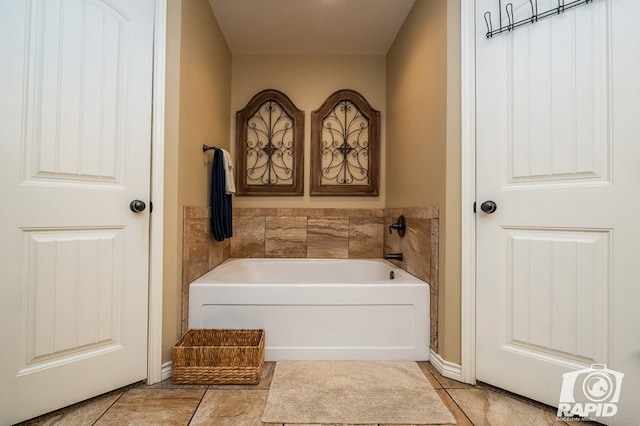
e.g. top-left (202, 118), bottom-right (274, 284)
top-left (311, 89), bottom-right (379, 196)
top-left (236, 90), bottom-right (304, 195)
top-left (320, 100), bottom-right (370, 185)
top-left (246, 101), bottom-right (294, 185)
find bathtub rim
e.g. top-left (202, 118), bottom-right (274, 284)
top-left (190, 257), bottom-right (428, 285)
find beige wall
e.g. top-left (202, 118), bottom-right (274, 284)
top-left (162, 0), bottom-right (182, 365)
top-left (231, 55), bottom-right (386, 209)
top-left (444, 0), bottom-right (462, 366)
top-left (386, 0), bottom-right (461, 363)
top-left (162, 0), bottom-right (231, 363)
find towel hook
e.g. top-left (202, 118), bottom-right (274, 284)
top-left (506, 3), bottom-right (514, 31)
top-left (529, 0), bottom-right (537, 23)
top-left (484, 0), bottom-right (592, 39)
top-left (484, 11), bottom-right (493, 37)
top-left (203, 144), bottom-right (217, 152)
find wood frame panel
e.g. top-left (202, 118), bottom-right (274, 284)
top-left (311, 89), bottom-right (380, 196)
top-left (236, 89), bottom-right (304, 196)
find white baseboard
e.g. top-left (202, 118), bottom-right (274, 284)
top-left (161, 361), bottom-right (172, 381)
top-left (429, 349), bottom-right (464, 382)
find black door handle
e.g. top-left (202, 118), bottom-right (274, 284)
top-left (130, 200), bottom-right (146, 213)
top-left (480, 200), bottom-right (497, 214)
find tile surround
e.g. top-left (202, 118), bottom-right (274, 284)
top-left (306, 217), bottom-right (350, 258)
top-left (384, 207), bottom-right (439, 351)
top-left (182, 206), bottom-right (439, 352)
top-left (182, 207), bottom-right (230, 333)
top-left (349, 216), bottom-right (385, 258)
top-left (265, 216), bottom-right (308, 258)
top-left (229, 216), bottom-right (266, 258)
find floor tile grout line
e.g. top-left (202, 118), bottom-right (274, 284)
top-left (443, 387), bottom-right (476, 425)
top-left (91, 389), bottom-right (127, 425)
top-left (185, 386), bottom-right (209, 426)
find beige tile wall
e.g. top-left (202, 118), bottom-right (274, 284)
top-left (230, 208), bottom-right (385, 259)
top-left (182, 207), bottom-right (230, 333)
top-left (182, 205), bottom-right (439, 352)
top-left (384, 206), bottom-right (439, 352)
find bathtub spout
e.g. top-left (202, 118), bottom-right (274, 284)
top-left (384, 253), bottom-right (403, 261)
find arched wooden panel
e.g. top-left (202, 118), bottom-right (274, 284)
top-left (311, 89), bottom-right (379, 196)
top-left (236, 89), bottom-right (304, 195)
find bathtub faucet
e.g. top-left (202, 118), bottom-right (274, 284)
top-left (384, 253), bottom-right (403, 261)
top-left (389, 215), bottom-right (406, 238)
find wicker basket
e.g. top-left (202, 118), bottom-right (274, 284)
top-left (172, 329), bottom-right (265, 385)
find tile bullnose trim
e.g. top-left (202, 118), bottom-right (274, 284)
top-left (388, 205), bottom-right (440, 219)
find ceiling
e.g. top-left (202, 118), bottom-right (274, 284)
top-left (207, 0), bottom-right (416, 55)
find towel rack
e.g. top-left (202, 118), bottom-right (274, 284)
top-left (202, 144), bottom-right (217, 152)
top-left (484, 0), bottom-right (592, 39)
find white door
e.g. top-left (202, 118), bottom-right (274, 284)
top-left (476, 0), bottom-right (640, 424)
top-left (0, 0), bottom-right (155, 423)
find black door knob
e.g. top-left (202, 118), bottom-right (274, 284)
top-left (480, 200), bottom-right (497, 214)
top-left (130, 200), bottom-right (146, 213)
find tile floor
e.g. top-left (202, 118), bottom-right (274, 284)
top-left (19, 362), bottom-right (600, 426)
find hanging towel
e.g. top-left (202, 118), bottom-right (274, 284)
top-left (210, 149), bottom-right (233, 241)
top-left (220, 148), bottom-right (236, 194)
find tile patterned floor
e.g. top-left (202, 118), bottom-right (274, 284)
top-left (18, 362), bottom-right (601, 426)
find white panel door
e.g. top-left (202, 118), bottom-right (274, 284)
top-left (476, 0), bottom-right (640, 424)
top-left (0, 0), bottom-right (155, 423)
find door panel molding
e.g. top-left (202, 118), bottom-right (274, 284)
top-left (505, 227), bottom-right (610, 363)
top-left (22, 0), bottom-right (129, 186)
top-left (504, 1), bottom-right (610, 185)
top-left (19, 227), bottom-right (124, 370)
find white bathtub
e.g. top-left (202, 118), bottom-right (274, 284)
top-left (188, 258), bottom-right (430, 361)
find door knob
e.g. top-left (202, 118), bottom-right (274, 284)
top-left (480, 200), bottom-right (497, 214)
top-left (130, 200), bottom-right (146, 213)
